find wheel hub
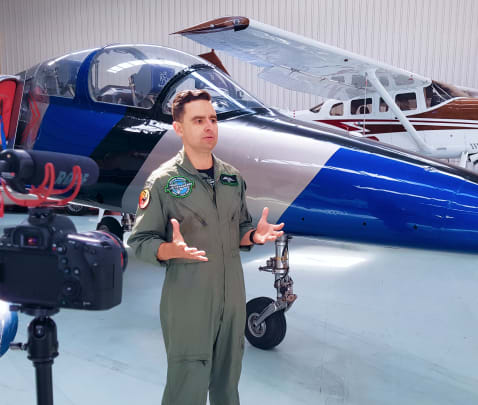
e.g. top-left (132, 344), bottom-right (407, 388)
top-left (248, 313), bottom-right (266, 338)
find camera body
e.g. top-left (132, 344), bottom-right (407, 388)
top-left (0, 208), bottom-right (126, 310)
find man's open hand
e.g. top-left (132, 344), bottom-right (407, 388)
top-left (253, 207), bottom-right (285, 244)
top-left (156, 218), bottom-right (208, 261)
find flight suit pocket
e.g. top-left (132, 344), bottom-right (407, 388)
top-left (164, 354), bottom-right (211, 401)
top-left (177, 201), bottom-right (208, 226)
top-left (230, 210), bottom-right (240, 256)
top-left (169, 353), bottom-right (210, 363)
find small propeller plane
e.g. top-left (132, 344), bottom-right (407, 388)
top-left (175, 16), bottom-right (478, 170)
top-left (2, 26), bottom-right (478, 348)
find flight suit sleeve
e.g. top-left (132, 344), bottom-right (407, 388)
top-left (127, 178), bottom-right (169, 266)
top-left (239, 178), bottom-right (255, 252)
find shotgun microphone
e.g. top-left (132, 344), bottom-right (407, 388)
top-left (0, 149), bottom-right (99, 193)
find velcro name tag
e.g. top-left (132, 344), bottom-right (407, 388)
top-left (220, 174), bottom-right (238, 186)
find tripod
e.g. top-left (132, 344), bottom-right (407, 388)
top-left (11, 306), bottom-right (59, 405)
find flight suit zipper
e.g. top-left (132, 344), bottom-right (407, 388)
top-left (197, 172), bottom-right (226, 322)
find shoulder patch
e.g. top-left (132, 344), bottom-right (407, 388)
top-left (220, 173), bottom-right (238, 186)
top-left (164, 176), bottom-right (195, 198)
top-left (139, 189), bottom-right (151, 209)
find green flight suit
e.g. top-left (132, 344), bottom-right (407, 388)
top-left (128, 148), bottom-right (254, 405)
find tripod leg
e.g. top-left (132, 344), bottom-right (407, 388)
top-left (34, 361), bottom-right (54, 405)
top-left (27, 316), bottom-right (58, 405)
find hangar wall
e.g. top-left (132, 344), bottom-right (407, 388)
top-left (0, 0), bottom-right (476, 110)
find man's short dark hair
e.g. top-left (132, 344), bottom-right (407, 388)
top-left (172, 90), bottom-right (212, 122)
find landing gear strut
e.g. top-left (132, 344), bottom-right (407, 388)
top-left (245, 234), bottom-right (297, 350)
top-left (96, 210), bottom-right (135, 241)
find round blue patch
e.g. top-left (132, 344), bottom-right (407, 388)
top-left (164, 176), bottom-right (194, 198)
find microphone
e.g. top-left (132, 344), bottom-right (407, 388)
top-left (0, 149), bottom-right (99, 193)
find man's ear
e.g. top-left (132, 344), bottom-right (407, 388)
top-left (172, 121), bottom-right (183, 138)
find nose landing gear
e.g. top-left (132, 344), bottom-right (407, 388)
top-left (96, 210), bottom-right (135, 241)
top-left (245, 234), bottom-right (297, 350)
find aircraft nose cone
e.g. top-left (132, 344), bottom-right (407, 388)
top-left (0, 300), bottom-right (18, 357)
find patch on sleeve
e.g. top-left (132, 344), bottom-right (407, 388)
top-left (164, 176), bottom-right (195, 198)
top-left (139, 189), bottom-right (151, 209)
top-left (220, 174), bottom-right (238, 186)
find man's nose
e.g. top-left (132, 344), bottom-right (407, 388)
top-left (205, 119), bottom-right (215, 130)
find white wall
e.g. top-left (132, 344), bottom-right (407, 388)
top-left (1, 0), bottom-right (477, 110)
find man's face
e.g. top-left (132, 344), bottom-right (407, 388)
top-left (173, 99), bottom-right (218, 153)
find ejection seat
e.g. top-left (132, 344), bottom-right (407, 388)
top-left (129, 64), bottom-right (175, 108)
top-left (55, 60), bottom-right (81, 98)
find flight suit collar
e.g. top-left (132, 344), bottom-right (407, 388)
top-left (175, 147), bottom-right (222, 183)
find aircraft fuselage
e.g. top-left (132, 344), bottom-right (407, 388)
top-left (3, 45), bottom-right (478, 253)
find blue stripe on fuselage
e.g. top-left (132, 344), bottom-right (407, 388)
top-left (33, 98), bottom-right (126, 156)
top-left (278, 147), bottom-right (478, 252)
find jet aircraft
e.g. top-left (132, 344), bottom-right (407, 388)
top-left (2, 38), bottom-right (478, 348)
top-left (175, 16), bottom-right (478, 170)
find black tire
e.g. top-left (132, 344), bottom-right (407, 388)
top-left (245, 297), bottom-right (287, 350)
top-left (65, 204), bottom-right (87, 216)
top-left (96, 216), bottom-right (124, 241)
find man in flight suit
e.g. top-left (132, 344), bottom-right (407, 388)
top-left (128, 89), bottom-right (284, 405)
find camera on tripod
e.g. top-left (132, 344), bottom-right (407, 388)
top-left (0, 207), bottom-right (126, 310)
top-left (0, 148), bottom-right (127, 311)
top-left (0, 148), bottom-right (128, 405)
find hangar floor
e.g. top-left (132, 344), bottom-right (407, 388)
top-left (1, 212), bottom-right (478, 404)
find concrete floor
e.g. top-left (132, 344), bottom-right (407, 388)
top-left (1, 212), bottom-right (478, 404)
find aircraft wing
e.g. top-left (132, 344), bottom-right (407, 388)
top-left (174, 16), bottom-right (430, 100)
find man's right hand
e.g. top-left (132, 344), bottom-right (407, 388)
top-left (156, 218), bottom-right (208, 262)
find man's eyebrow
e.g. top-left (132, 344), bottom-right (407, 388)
top-left (190, 114), bottom-right (218, 121)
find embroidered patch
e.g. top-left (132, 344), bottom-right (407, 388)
top-left (220, 174), bottom-right (238, 186)
top-left (139, 189), bottom-right (150, 209)
top-left (164, 176), bottom-right (194, 198)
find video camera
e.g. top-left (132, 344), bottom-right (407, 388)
top-left (0, 149), bottom-right (127, 311)
top-left (0, 208), bottom-right (126, 310)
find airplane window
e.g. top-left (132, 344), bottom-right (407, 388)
top-left (394, 75), bottom-right (416, 86)
top-left (329, 102), bottom-right (343, 116)
top-left (162, 66), bottom-right (264, 116)
top-left (395, 92), bottom-right (417, 111)
top-left (379, 98), bottom-right (389, 112)
top-left (33, 49), bottom-right (93, 99)
top-left (435, 81), bottom-right (468, 98)
top-left (309, 102), bottom-right (324, 113)
top-left (89, 45), bottom-right (191, 109)
top-left (378, 76), bottom-right (389, 87)
top-left (351, 98), bottom-right (372, 115)
top-left (424, 82), bottom-right (457, 108)
top-left (352, 75), bottom-right (367, 88)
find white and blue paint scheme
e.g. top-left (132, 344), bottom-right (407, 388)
top-left (2, 44), bottom-right (478, 253)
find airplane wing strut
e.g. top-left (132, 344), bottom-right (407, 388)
top-left (365, 69), bottom-right (433, 155)
top-left (175, 17), bottom-right (473, 160)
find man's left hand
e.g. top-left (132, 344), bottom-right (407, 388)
top-left (253, 207), bottom-right (285, 244)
